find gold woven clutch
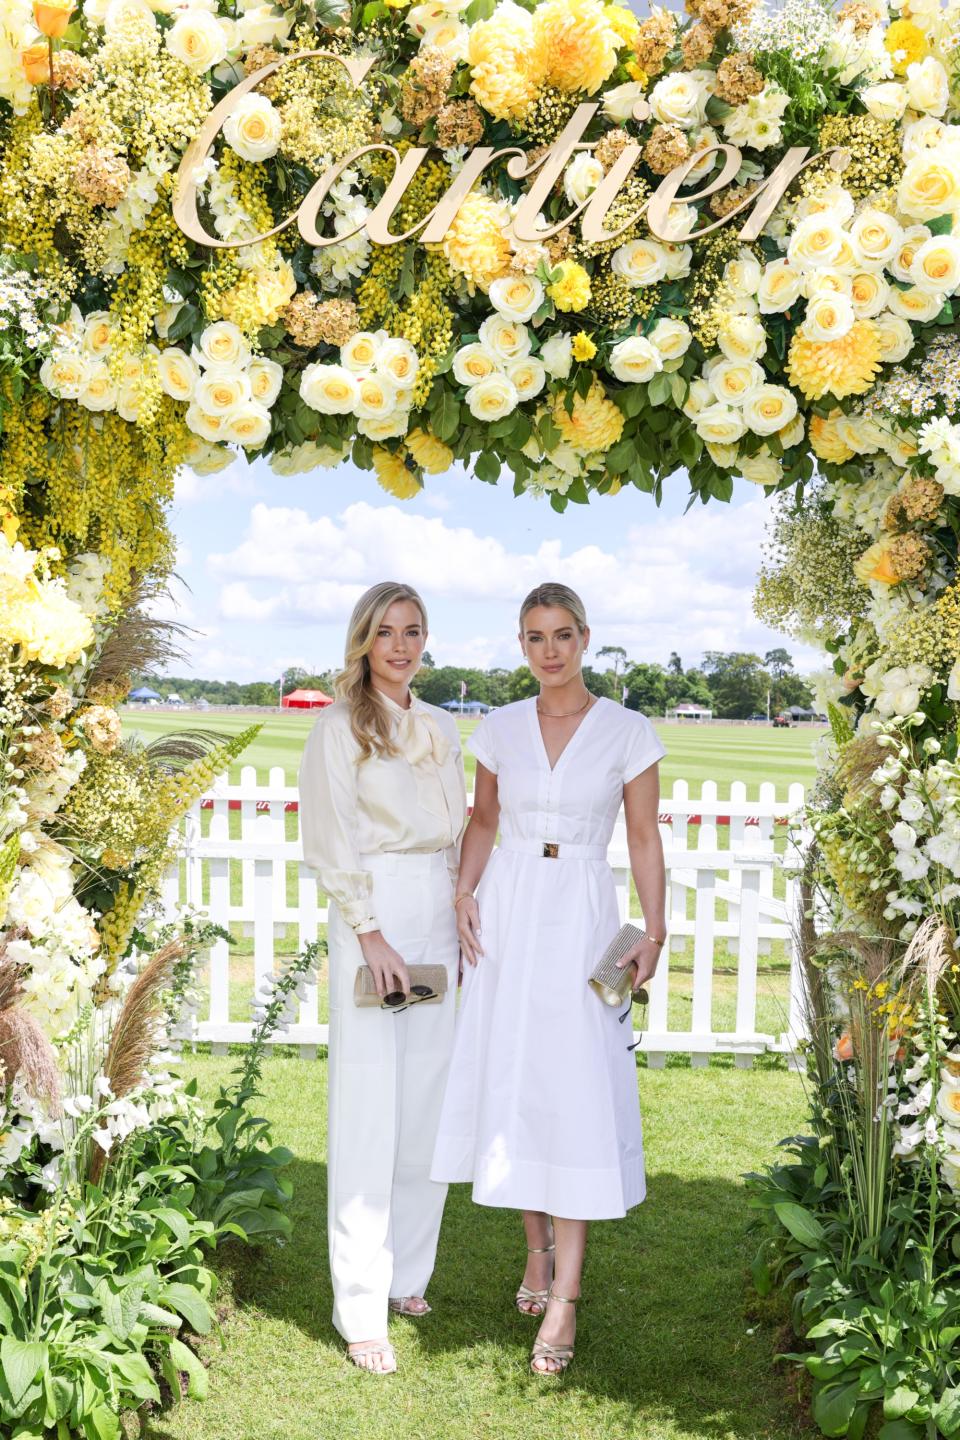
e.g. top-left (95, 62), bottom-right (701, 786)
top-left (353, 964), bottom-right (448, 1009)
top-left (588, 924), bottom-right (652, 1008)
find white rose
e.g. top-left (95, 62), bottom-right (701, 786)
top-left (906, 56), bottom-right (949, 117)
top-left (196, 370), bottom-right (251, 415)
top-left (564, 153), bottom-right (604, 207)
top-left (453, 342), bottom-right (500, 386)
top-left (223, 93), bottom-right (282, 163)
top-left (694, 402), bottom-right (747, 445)
top-left (505, 356), bottom-right (546, 400)
top-left (166, 8), bottom-right (227, 71)
top-left (685, 127), bottom-right (719, 182)
top-left (758, 259), bottom-right (803, 313)
top-left (707, 358), bottom-right (765, 407)
top-left (649, 69), bottom-right (710, 130)
top-left (874, 311), bottom-right (915, 363)
top-left (197, 320), bottom-right (250, 369)
top-left (236, 2), bottom-right (291, 48)
top-left (788, 212), bottom-right (846, 270)
top-left (467, 373), bottom-right (519, 422)
top-left (608, 335), bottom-right (663, 384)
top-left (803, 292), bottom-right (856, 341)
top-left (82, 312), bottom-right (114, 358)
top-left (860, 80), bottom-right (907, 121)
top-left (488, 274), bottom-right (544, 323)
top-left (540, 333), bottom-right (573, 379)
top-left (898, 151), bottom-right (960, 221)
top-left (157, 347), bottom-right (200, 402)
top-left (377, 337), bottom-right (420, 387)
top-left (738, 451), bottom-right (783, 485)
top-left (300, 363), bottom-right (359, 414)
top-left (891, 225), bottom-right (933, 283)
top-left (741, 384), bottom-right (798, 436)
top-left (948, 658), bottom-right (960, 702)
top-left (779, 414), bottom-right (805, 448)
top-left (717, 313), bottom-right (766, 362)
top-left (248, 356), bottom-right (283, 407)
top-left (341, 331), bottom-right (381, 371)
top-left (421, 16), bottom-right (468, 59)
top-left (358, 411), bottom-right (410, 441)
top-left (40, 353), bottom-right (91, 399)
top-left (478, 314), bottom-right (531, 362)
top-left (611, 238), bottom-right (669, 287)
top-left (849, 270), bottom-right (889, 317)
top-left (104, 0), bottom-right (155, 32)
top-left (910, 235), bottom-right (960, 295)
top-left (649, 317), bottom-right (692, 361)
top-left (223, 402), bottom-right (272, 448)
top-left (886, 285), bottom-right (945, 321)
top-left (706, 442), bottom-right (739, 468)
top-left (682, 377), bottom-right (714, 418)
top-left (663, 242), bottom-right (693, 280)
top-left (78, 363), bottom-right (118, 412)
top-left (185, 405), bottom-right (229, 442)
top-left (355, 372), bottom-right (399, 419)
top-left (850, 208), bottom-right (902, 270)
top-left (602, 80), bottom-right (647, 122)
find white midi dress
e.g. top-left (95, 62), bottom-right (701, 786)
top-left (430, 697), bottom-right (666, 1221)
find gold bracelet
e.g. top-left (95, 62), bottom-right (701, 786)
top-left (643, 931), bottom-right (667, 947)
top-left (453, 894), bottom-right (475, 909)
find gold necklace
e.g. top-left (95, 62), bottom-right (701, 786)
top-left (536, 693), bottom-right (592, 718)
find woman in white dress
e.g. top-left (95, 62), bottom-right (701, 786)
top-left (431, 582), bottom-right (666, 1375)
top-left (299, 582), bottom-right (466, 1375)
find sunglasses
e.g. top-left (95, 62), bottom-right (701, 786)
top-left (381, 984), bottom-right (437, 1014)
top-left (619, 986), bottom-right (649, 1054)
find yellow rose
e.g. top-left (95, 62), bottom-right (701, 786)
top-left (198, 321), bottom-right (250, 369)
top-left (787, 213), bottom-right (846, 270)
top-left (887, 285), bottom-right (944, 321)
top-left (467, 373), bottom-right (519, 421)
top-left (874, 312), bottom-right (915, 363)
top-left (810, 410), bottom-right (855, 464)
top-left (78, 364), bottom-right (117, 413)
top-left (854, 536), bottom-right (901, 585)
top-left (341, 332), bottom-right (380, 372)
top-left (378, 338), bottom-right (420, 386)
top-left (708, 358), bottom-right (765, 406)
top-left (40, 352), bottom-right (90, 398)
top-left (757, 259), bottom-right (803, 313)
top-left (898, 153), bottom-right (960, 221)
top-left (21, 43), bottom-right (51, 84)
top-left (248, 357), bottom-right (283, 406)
top-left (505, 356), bottom-right (547, 399)
top-left (82, 312), bottom-right (113, 358)
top-left (489, 274), bottom-right (545, 323)
top-left (33, 0), bottom-right (74, 38)
top-left (694, 403), bottom-right (747, 446)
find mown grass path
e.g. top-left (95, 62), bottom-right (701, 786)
top-left (147, 1054), bottom-right (809, 1440)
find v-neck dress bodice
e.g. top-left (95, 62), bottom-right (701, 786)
top-left (430, 697), bottom-right (665, 1220)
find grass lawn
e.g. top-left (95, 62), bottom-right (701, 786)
top-left (144, 1052), bottom-right (809, 1440)
top-left (120, 707), bottom-right (825, 796)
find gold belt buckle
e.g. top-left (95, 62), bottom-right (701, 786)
top-left (542, 842), bottom-right (559, 859)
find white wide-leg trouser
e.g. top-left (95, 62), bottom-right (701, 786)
top-left (327, 850), bottom-right (459, 1343)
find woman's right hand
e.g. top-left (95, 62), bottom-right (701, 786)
top-left (357, 930), bottom-right (410, 999)
top-left (456, 897), bottom-right (484, 966)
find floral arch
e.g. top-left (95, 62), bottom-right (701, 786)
top-left (3, 0), bottom-right (960, 1431)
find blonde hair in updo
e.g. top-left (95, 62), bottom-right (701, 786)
top-left (519, 582), bottom-right (588, 633)
top-left (335, 581), bottom-right (428, 761)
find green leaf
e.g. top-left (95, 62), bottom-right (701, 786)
top-left (750, 1253), bottom-right (772, 1298)
top-left (884, 1387), bottom-right (920, 1421)
top-left (154, 1208), bottom-right (192, 1250)
top-left (1, 1340), bottom-right (47, 1409)
top-left (433, 391), bottom-right (460, 443)
top-left (474, 452), bottom-right (501, 483)
top-left (110, 1353), bottom-right (160, 1405)
top-left (774, 1202), bottom-right (825, 1247)
top-left (139, 1302), bottom-right (182, 1329)
top-left (934, 1386), bottom-right (960, 1436)
top-left (927, 213), bottom-right (954, 236)
top-left (166, 303), bottom-right (200, 345)
top-left (812, 1381), bottom-right (861, 1437)
top-left (84, 1404), bottom-right (120, 1440)
top-left (647, 371), bottom-right (672, 408)
top-left (878, 1423), bottom-right (924, 1440)
top-left (168, 1339), bottom-right (209, 1400)
top-left (162, 1283), bottom-right (212, 1335)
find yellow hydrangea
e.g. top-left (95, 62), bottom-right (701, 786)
top-left (571, 332), bottom-right (597, 360)
top-left (0, 535), bottom-right (95, 667)
top-left (809, 410), bottom-right (856, 464)
top-left (443, 193), bottom-right (513, 287)
top-left (406, 428), bottom-right (454, 474)
top-left (786, 321), bottom-right (883, 401)
top-left (468, 4), bottom-right (544, 121)
top-left (552, 381), bottom-right (624, 453)
top-left (548, 261), bottom-right (592, 312)
top-left (533, 0), bottom-right (621, 95)
top-left (883, 18), bottom-right (926, 74)
top-left (373, 447), bottom-right (422, 499)
top-left (219, 259), bottom-right (298, 333)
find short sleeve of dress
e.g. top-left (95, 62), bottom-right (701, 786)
top-left (467, 714), bottom-right (498, 774)
top-left (623, 713), bottom-right (666, 783)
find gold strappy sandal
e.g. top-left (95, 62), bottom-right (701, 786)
top-left (530, 1289), bottom-right (578, 1376)
top-left (389, 1296), bottom-right (432, 1316)
top-left (516, 1243), bottom-right (555, 1317)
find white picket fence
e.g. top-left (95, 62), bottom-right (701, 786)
top-left (160, 768), bottom-right (809, 1066)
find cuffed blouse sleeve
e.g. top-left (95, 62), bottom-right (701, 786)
top-left (623, 714), bottom-right (667, 784)
top-left (467, 714), bottom-right (498, 774)
top-left (298, 716), bottom-right (378, 935)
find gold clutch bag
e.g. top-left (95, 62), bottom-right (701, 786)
top-left (353, 964), bottom-right (448, 1009)
top-left (588, 924), bottom-right (651, 1008)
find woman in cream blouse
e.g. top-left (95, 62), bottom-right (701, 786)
top-left (299, 581), bottom-right (466, 1375)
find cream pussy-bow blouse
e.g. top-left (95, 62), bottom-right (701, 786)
top-left (299, 692), bottom-right (467, 935)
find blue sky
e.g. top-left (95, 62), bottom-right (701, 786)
top-left (163, 458), bottom-right (820, 682)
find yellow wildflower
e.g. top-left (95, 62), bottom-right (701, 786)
top-left (571, 332), bottom-right (597, 361)
top-left (548, 261), bottom-right (592, 312)
top-left (373, 447), bottom-right (421, 499)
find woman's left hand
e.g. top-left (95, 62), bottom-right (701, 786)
top-left (616, 937), bottom-right (662, 992)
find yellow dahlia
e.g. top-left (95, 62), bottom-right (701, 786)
top-left (533, 0), bottom-right (621, 94)
top-left (468, 2), bottom-right (544, 121)
top-left (548, 260), bottom-right (592, 312)
top-left (786, 321), bottom-right (883, 402)
top-left (883, 19), bottom-right (926, 74)
top-left (443, 193), bottom-right (513, 287)
top-left (406, 428), bottom-right (454, 474)
top-left (373, 447), bottom-right (421, 499)
top-left (553, 382), bottom-right (624, 453)
top-left (809, 410), bottom-right (856, 464)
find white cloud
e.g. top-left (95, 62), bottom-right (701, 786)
top-left (205, 496), bottom-right (799, 668)
top-left (174, 457), bottom-right (259, 507)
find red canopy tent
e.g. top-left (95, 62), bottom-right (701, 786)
top-left (281, 689), bottom-right (334, 709)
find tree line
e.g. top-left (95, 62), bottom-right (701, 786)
top-left (141, 647), bottom-right (811, 720)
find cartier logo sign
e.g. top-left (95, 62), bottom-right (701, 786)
top-left (174, 50), bottom-right (846, 254)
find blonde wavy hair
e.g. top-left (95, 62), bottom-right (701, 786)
top-left (335, 581), bottom-right (428, 761)
top-left (519, 582), bottom-right (588, 633)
